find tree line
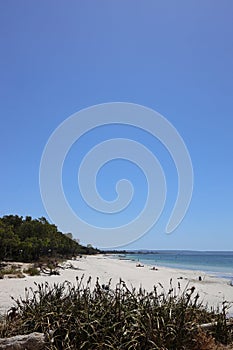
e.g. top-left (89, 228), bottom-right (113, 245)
top-left (0, 215), bottom-right (99, 262)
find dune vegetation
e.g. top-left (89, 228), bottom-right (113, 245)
top-left (0, 276), bottom-right (232, 350)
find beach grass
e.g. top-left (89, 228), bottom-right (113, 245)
top-left (0, 275), bottom-right (232, 349)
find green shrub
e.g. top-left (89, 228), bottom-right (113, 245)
top-left (0, 266), bottom-right (24, 279)
top-left (23, 266), bottom-right (40, 276)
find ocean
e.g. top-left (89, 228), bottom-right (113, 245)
top-left (119, 251), bottom-right (233, 280)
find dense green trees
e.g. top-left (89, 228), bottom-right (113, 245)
top-left (0, 215), bottom-right (98, 262)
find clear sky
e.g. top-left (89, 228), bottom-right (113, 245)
top-left (0, 1), bottom-right (232, 250)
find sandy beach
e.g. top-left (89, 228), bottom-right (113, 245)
top-left (0, 254), bottom-right (233, 316)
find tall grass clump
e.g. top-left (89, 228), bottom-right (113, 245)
top-left (0, 276), bottom-right (232, 349)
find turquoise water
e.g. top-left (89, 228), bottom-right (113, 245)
top-left (120, 251), bottom-right (233, 280)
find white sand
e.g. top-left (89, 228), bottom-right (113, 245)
top-left (0, 255), bottom-right (233, 316)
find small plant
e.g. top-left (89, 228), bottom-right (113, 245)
top-left (23, 266), bottom-right (40, 276)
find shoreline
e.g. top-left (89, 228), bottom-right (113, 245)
top-left (1, 254), bottom-right (233, 316)
top-left (117, 252), bottom-right (233, 281)
top-left (124, 257), bottom-right (233, 282)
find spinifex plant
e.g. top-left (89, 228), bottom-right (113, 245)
top-left (0, 276), bottom-right (232, 350)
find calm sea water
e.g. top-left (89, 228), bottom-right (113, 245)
top-left (120, 251), bottom-right (233, 280)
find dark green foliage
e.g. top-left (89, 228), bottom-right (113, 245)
top-left (1, 278), bottom-right (232, 349)
top-left (0, 215), bottom-right (99, 262)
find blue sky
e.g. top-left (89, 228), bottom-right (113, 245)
top-left (0, 1), bottom-right (232, 250)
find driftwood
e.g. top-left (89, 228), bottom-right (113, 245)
top-left (39, 267), bottom-right (60, 276)
top-left (39, 262), bottom-right (80, 275)
top-left (58, 262), bottom-right (81, 270)
top-left (0, 332), bottom-right (46, 350)
top-left (199, 319), bottom-right (233, 330)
